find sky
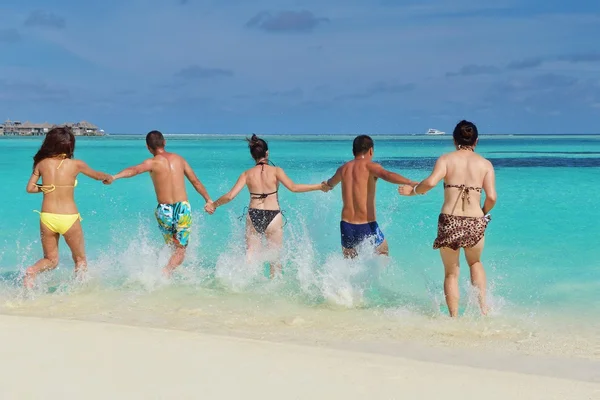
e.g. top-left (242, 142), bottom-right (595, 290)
top-left (1, 0), bottom-right (599, 134)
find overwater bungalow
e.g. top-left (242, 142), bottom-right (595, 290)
top-left (0, 120), bottom-right (104, 136)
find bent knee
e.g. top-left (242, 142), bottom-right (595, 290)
top-left (47, 257), bottom-right (59, 268)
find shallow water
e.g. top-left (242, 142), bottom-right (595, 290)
top-left (0, 134), bottom-right (598, 360)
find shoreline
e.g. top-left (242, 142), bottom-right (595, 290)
top-left (0, 315), bottom-right (598, 399)
top-left (1, 312), bottom-right (598, 384)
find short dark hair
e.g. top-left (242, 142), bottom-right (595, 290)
top-left (452, 120), bottom-right (479, 146)
top-left (352, 135), bottom-right (374, 156)
top-left (146, 130), bottom-right (165, 150)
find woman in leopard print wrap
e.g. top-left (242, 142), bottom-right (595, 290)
top-left (398, 120), bottom-right (497, 317)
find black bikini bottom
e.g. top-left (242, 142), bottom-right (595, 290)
top-left (248, 208), bottom-right (281, 234)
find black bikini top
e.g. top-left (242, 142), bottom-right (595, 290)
top-left (250, 160), bottom-right (278, 199)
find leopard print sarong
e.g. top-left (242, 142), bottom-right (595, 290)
top-left (433, 213), bottom-right (488, 250)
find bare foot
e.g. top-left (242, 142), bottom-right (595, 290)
top-left (162, 267), bottom-right (173, 279)
top-left (480, 303), bottom-right (490, 316)
top-left (73, 268), bottom-right (88, 284)
top-left (269, 264), bottom-right (283, 279)
top-left (23, 269), bottom-right (36, 289)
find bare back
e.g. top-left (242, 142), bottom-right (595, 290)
top-left (245, 164), bottom-right (280, 210)
top-left (440, 151), bottom-right (494, 217)
top-left (339, 159), bottom-right (377, 223)
top-left (37, 158), bottom-right (79, 214)
top-left (150, 152), bottom-right (188, 204)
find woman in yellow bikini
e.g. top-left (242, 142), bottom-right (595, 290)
top-left (24, 127), bottom-right (111, 288)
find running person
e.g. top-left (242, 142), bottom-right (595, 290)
top-left (398, 120), bottom-right (497, 316)
top-left (325, 135), bottom-right (418, 258)
top-left (205, 134), bottom-right (330, 278)
top-left (24, 126), bottom-right (112, 288)
top-left (106, 130), bottom-right (213, 277)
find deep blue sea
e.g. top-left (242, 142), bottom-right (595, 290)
top-left (0, 134), bottom-right (598, 359)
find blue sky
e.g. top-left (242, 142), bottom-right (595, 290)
top-left (1, 0), bottom-right (599, 134)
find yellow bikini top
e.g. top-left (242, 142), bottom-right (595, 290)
top-left (35, 155), bottom-right (78, 194)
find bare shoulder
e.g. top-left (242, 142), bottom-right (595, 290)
top-left (175, 153), bottom-right (189, 165)
top-left (366, 160), bottom-right (382, 170)
top-left (74, 159), bottom-right (88, 169)
top-left (35, 158), bottom-right (48, 172)
top-left (438, 153), bottom-right (451, 161)
top-left (477, 154), bottom-right (494, 169)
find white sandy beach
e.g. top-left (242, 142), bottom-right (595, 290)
top-left (0, 315), bottom-right (597, 400)
top-left (0, 316), bottom-right (600, 400)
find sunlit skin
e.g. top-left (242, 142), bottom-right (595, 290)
top-left (106, 139), bottom-right (212, 277)
top-left (398, 136), bottom-right (496, 317)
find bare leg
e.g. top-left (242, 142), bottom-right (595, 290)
top-left (162, 245), bottom-right (187, 278)
top-left (342, 247), bottom-right (357, 259)
top-left (62, 219), bottom-right (87, 282)
top-left (464, 237), bottom-right (488, 316)
top-left (264, 213), bottom-right (283, 278)
top-left (440, 247), bottom-right (460, 317)
top-left (245, 216), bottom-right (262, 265)
top-left (24, 222), bottom-right (60, 289)
top-left (375, 239), bottom-right (389, 257)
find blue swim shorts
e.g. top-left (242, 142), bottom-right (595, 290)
top-left (340, 221), bottom-right (385, 249)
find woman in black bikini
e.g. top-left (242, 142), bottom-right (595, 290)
top-left (205, 134), bottom-right (329, 277)
top-left (398, 120), bottom-right (497, 317)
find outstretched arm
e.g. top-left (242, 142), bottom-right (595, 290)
top-left (276, 167), bottom-right (329, 193)
top-left (325, 167), bottom-right (342, 189)
top-left (210, 172), bottom-right (247, 210)
top-left (77, 160), bottom-right (112, 182)
top-left (26, 168), bottom-right (42, 193)
top-left (184, 160), bottom-right (212, 203)
top-left (399, 156), bottom-right (446, 196)
top-left (112, 159), bottom-right (152, 181)
top-left (481, 164), bottom-right (496, 214)
top-left (367, 163), bottom-right (419, 186)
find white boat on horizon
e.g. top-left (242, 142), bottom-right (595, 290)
top-left (425, 128), bottom-right (445, 136)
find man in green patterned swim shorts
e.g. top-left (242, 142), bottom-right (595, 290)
top-left (106, 130), bottom-right (213, 277)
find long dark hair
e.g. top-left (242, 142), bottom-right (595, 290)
top-left (246, 134), bottom-right (268, 160)
top-left (452, 120), bottom-right (479, 147)
top-left (33, 126), bottom-right (76, 168)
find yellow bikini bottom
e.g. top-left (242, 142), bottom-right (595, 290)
top-left (34, 211), bottom-right (82, 235)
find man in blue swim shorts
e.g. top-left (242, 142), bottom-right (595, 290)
top-left (107, 130), bottom-right (212, 277)
top-left (324, 135), bottom-right (418, 258)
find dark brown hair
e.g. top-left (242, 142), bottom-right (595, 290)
top-left (352, 135), bottom-right (374, 156)
top-left (453, 120), bottom-right (479, 146)
top-left (246, 134), bottom-right (268, 160)
top-left (146, 130), bottom-right (165, 150)
top-left (33, 126), bottom-right (75, 168)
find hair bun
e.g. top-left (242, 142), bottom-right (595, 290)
top-left (250, 134), bottom-right (259, 142)
top-left (461, 125), bottom-right (473, 139)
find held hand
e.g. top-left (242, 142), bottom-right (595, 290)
top-left (102, 175), bottom-right (114, 185)
top-left (320, 181), bottom-right (332, 192)
top-left (398, 185), bottom-right (414, 196)
top-left (204, 202), bottom-right (216, 215)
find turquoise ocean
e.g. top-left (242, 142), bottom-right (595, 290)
top-left (0, 134), bottom-right (598, 360)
